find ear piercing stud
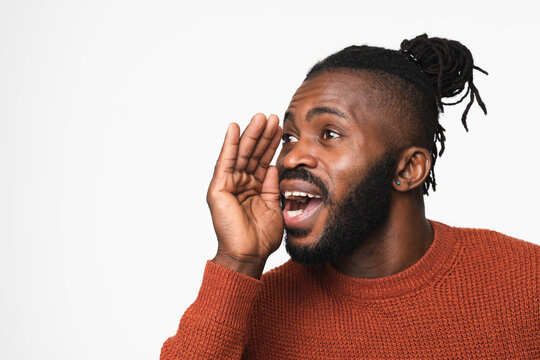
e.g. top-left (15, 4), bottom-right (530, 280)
top-left (396, 181), bottom-right (401, 185)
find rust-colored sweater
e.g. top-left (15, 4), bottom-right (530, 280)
top-left (161, 221), bottom-right (539, 359)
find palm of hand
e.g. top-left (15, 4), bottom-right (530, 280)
top-left (208, 114), bottom-right (283, 264)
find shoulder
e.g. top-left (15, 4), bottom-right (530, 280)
top-left (440, 221), bottom-right (539, 263)
top-left (433, 220), bottom-right (539, 292)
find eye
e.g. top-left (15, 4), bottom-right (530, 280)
top-left (322, 129), bottom-right (340, 140)
top-left (281, 133), bottom-right (299, 144)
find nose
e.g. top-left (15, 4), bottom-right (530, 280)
top-left (281, 138), bottom-right (318, 170)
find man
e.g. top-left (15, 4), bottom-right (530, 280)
top-left (160, 35), bottom-right (539, 359)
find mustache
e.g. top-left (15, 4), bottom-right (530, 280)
top-left (279, 168), bottom-right (329, 199)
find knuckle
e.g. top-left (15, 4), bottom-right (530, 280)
top-left (206, 185), bottom-right (217, 203)
top-left (206, 190), bottom-right (213, 204)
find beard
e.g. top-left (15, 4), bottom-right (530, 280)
top-left (282, 151), bottom-right (397, 266)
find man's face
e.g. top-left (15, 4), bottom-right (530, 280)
top-left (276, 71), bottom-right (396, 265)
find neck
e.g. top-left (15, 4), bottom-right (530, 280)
top-left (331, 191), bottom-right (433, 279)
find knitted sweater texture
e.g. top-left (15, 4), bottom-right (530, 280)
top-left (161, 221), bottom-right (539, 359)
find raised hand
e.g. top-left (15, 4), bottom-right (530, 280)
top-left (207, 113), bottom-right (283, 278)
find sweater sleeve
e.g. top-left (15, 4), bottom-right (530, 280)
top-left (160, 260), bottom-right (261, 360)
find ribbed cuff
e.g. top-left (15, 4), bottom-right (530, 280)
top-left (188, 260), bottom-right (262, 329)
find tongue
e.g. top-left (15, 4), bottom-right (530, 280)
top-left (305, 198), bottom-right (322, 212)
top-left (283, 198), bottom-right (323, 212)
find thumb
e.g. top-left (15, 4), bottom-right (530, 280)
top-left (260, 166), bottom-right (280, 209)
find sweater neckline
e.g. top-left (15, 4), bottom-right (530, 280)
top-left (320, 220), bottom-right (462, 300)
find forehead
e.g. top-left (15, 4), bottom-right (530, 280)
top-left (288, 71), bottom-right (378, 109)
top-left (284, 71), bottom-right (392, 153)
top-left (285, 71), bottom-right (382, 124)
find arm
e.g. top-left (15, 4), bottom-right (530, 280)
top-left (160, 261), bottom-right (261, 360)
top-left (160, 114), bottom-right (283, 359)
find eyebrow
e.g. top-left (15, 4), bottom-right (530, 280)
top-left (283, 106), bottom-right (349, 124)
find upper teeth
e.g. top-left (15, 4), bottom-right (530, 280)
top-left (283, 191), bottom-right (321, 199)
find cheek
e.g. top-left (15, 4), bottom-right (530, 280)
top-left (326, 157), bottom-right (368, 199)
top-left (276, 147), bottom-right (286, 164)
top-left (276, 149), bottom-right (286, 172)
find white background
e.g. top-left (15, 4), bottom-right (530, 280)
top-left (1, 1), bottom-right (538, 359)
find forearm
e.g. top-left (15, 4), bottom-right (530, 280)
top-left (160, 261), bottom-right (261, 360)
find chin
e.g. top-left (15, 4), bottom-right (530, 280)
top-left (284, 229), bottom-right (330, 266)
top-left (284, 226), bottom-right (319, 245)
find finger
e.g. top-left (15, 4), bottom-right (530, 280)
top-left (260, 166), bottom-right (281, 211)
top-left (253, 125), bottom-right (282, 182)
top-left (245, 114), bottom-right (279, 174)
top-left (234, 113), bottom-right (267, 171)
top-left (213, 122), bottom-right (240, 179)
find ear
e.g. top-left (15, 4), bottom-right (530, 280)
top-left (393, 147), bottom-right (431, 192)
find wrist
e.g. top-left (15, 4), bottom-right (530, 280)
top-left (212, 252), bottom-right (267, 279)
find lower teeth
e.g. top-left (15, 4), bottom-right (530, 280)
top-left (287, 209), bottom-right (304, 217)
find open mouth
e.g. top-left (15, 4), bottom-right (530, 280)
top-left (280, 180), bottom-right (326, 229)
top-left (283, 191), bottom-right (323, 217)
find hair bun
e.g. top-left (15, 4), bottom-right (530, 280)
top-left (400, 34), bottom-right (487, 131)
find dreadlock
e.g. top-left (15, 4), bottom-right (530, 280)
top-left (305, 34), bottom-right (487, 194)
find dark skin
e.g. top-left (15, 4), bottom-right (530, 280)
top-left (209, 71), bottom-right (433, 279)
